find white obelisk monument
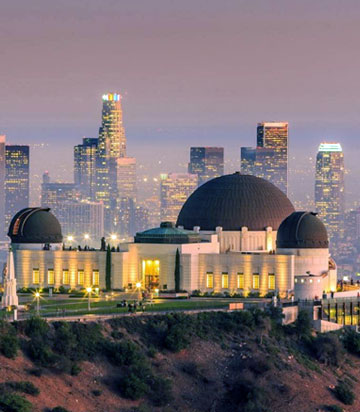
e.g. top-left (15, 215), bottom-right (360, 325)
top-left (2, 247), bottom-right (18, 308)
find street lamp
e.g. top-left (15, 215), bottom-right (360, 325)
top-left (110, 234), bottom-right (117, 241)
top-left (86, 287), bottom-right (92, 311)
top-left (34, 291), bottom-right (40, 316)
top-left (67, 235), bottom-right (74, 242)
top-left (84, 234), bottom-right (90, 240)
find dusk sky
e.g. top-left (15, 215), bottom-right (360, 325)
top-left (1, 0), bottom-right (360, 205)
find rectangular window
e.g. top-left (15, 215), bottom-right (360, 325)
top-left (206, 273), bottom-right (213, 288)
top-left (237, 273), bottom-right (244, 289)
top-left (268, 274), bottom-right (275, 290)
top-left (222, 273), bottom-right (229, 289)
top-left (62, 270), bottom-right (70, 285)
top-left (163, 284), bottom-right (167, 290)
top-left (252, 273), bottom-right (260, 290)
top-left (92, 270), bottom-right (99, 286)
top-left (78, 270), bottom-right (84, 286)
top-left (47, 269), bottom-right (54, 285)
top-left (32, 269), bottom-right (40, 284)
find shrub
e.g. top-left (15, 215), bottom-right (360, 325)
top-left (343, 329), bottom-right (360, 355)
top-left (71, 363), bottom-right (82, 376)
top-left (191, 290), bottom-right (202, 297)
top-left (148, 376), bottom-right (173, 406)
top-left (119, 370), bottom-right (149, 400)
top-left (326, 405), bottom-right (343, 412)
top-left (27, 368), bottom-right (43, 377)
top-left (51, 407), bottom-right (70, 412)
top-left (294, 310), bottom-right (312, 337)
top-left (0, 392), bottom-right (33, 412)
top-left (247, 292), bottom-right (260, 298)
top-left (4, 381), bottom-right (40, 396)
top-left (164, 324), bottom-right (190, 352)
top-left (92, 389), bottom-right (102, 397)
top-left (312, 334), bottom-right (343, 366)
top-left (334, 381), bottom-right (355, 405)
top-left (105, 340), bottom-right (144, 366)
top-left (0, 320), bottom-right (19, 359)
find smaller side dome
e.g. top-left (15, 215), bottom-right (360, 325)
top-left (8, 207), bottom-right (63, 244)
top-left (276, 211), bottom-right (329, 249)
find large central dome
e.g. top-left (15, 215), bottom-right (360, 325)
top-left (176, 173), bottom-right (295, 231)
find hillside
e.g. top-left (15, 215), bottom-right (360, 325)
top-left (1, 309), bottom-right (360, 412)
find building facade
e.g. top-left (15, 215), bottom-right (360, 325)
top-left (5, 145), bottom-right (29, 232)
top-left (241, 122), bottom-right (288, 195)
top-left (0, 136), bottom-right (6, 239)
top-left (188, 147), bottom-right (224, 186)
top-left (315, 143), bottom-right (345, 242)
top-left (160, 173), bottom-right (198, 223)
top-left (74, 137), bottom-right (98, 200)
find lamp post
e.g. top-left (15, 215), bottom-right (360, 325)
top-left (35, 291), bottom-right (40, 316)
top-left (86, 287), bottom-right (92, 311)
top-left (136, 282), bottom-right (142, 301)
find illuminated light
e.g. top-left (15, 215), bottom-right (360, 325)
top-left (317, 279), bottom-right (321, 283)
top-left (301, 279), bottom-right (304, 283)
top-left (67, 235), bottom-right (74, 242)
top-left (343, 276), bottom-right (349, 281)
top-left (154, 288), bottom-right (159, 293)
top-left (147, 260), bottom-right (152, 264)
top-left (35, 292), bottom-right (40, 298)
top-left (155, 260), bottom-right (159, 265)
top-left (86, 287), bottom-right (92, 293)
top-left (102, 93), bottom-right (121, 102)
top-left (309, 279), bottom-right (313, 283)
top-left (84, 234), bottom-right (90, 240)
top-left (318, 143), bottom-right (342, 152)
top-left (110, 234), bottom-right (117, 241)
top-left (136, 282), bottom-right (141, 288)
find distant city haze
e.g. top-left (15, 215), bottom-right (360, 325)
top-left (1, 0), bottom-right (360, 207)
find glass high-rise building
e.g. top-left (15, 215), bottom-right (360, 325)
top-left (74, 137), bottom-right (98, 200)
top-left (160, 173), bottom-right (198, 223)
top-left (188, 147), bottom-right (224, 186)
top-left (0, 136), bottom-right (6, 238)
top-left (5, 145), bottom-right (30, 232)
top-left (95, 93), bottom-right (127, 231)
top-left (315, 143), bottom-right (345, 242)
top-left (241, 122), bottom-right (288, 195)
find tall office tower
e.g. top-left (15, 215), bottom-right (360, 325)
top-left (74, 137), bottom-right (98, 199)
top-left (0, 136), bottom-right (6, 238)
top-left (5, 145), bottom-right (30, 232)
top-left (41, 180), bottom-right (79, 223)
top-left (95, 93), bottom-right (126, 231)
top-left (315, 143), bottom-right (345, 242)
top-left (117, 157), bottom-right (136, 200)
top-left (160, 173), bottom-right (198, 223)
top-left (241, 122), bottom-right (288, 195)
top-left (60, 201), bottom-right (104, 244)
top-left (188, 147), bottom-right (224, 186)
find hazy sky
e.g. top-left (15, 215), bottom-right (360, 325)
top-left (1, 0), bottom-right (360, 205)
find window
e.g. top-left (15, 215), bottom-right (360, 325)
top-left (268, 274), bottom-right (275, 290)
top-left (92, 270), bottom-right (99, 286)
top-left (206, 273), bottom-right (213, 288)
top-left (32, 269), bottom-right (40, 284)
top-left (62, 270), bottom-right (70, 285)
top-left (237, 273), bottom-right (244, 289)
top-left (252, 273), bottom-right (260, 290)
top-left (47, 269), bottom-right (54, 285)
top-left (163, 284), bottom-right (167, 290)
top-left (222, 273), bottom-right (229, 289)
top-left (78, 270), bottom-right (84, 286)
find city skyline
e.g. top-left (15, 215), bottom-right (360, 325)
top-left (1, 1), bottom-right (360, 208)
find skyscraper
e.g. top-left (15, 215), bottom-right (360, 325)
top-left (74, 137), bottom-right (98, 199)
top-left (160, 173), bottom-right (198, 223)
top-left (241, 122), bottom-right (289, 195)
top-left (5, 145), bottom-right (30, 231)
top-left (188, 147), bottom-right (224, 186)
top-left (0, 136), bottom-right (6, 238)
top-left (315, 143), bottom-right (345, 242)
top-left (95, 93), bottom-right (126, 231)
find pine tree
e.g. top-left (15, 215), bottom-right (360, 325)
top-left (174, 248), bottom-right (180, 293)
top-left (106, 244), bottom-right (112, 290)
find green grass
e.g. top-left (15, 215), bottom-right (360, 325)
top-left (35, 299), bottom-right (230, 317)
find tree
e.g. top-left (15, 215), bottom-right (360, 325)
top-left (174, 248), bottom-right (180, 293)
top-left (106, 244), bottom-right (111, 290)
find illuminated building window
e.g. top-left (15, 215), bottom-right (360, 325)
top-left (142, 259), bottom-right (160, 289)
top-left (206, 273), bottom-right (213, 289)
top-left (47, 269), bottom-right (54, 285)
top-left (32, 269), bottom-right (40, 284)
top-left (62, 270), bottom-right (70, 285)
top-left (92, 270), bottom-right (99, 286)
top-left (78, 270), bottom-right (84, 286)
top-left (222, 273), bottom-right (229, 289)
top-left (295, 278), bottom-right (298, 283)
top-left (252, 274), bottom-right (260, 290)
top-left (268, 274), bottom-right (275, 290)
top-left (237, 273), bottom-right (244, 289)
